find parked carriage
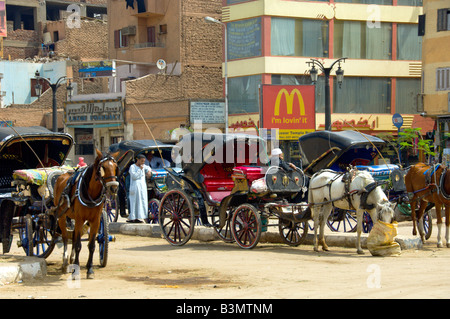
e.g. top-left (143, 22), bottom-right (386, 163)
top-left (299, 130), bottom-right (432, 238)
top-left (299, 130), bottom-right (386, 233)
top-left (158, 132), bottom-right (310, 249)
top-left (109, 139), bottom-right (182, 223)
top-left (0, 126), bottom-right (72, 257)
top-left (0, 126), bottom-right (112, 266)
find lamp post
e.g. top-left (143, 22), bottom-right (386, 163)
top-left (306, 58), bottom-right (347, 131)
top-left (34, 70), bottom-right (72, 132)
top-left (205, 16), bottom-right (228, 134)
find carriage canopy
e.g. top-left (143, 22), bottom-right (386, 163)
top-left (0, 126), bottom-right (73, 192)
top-left (172, 132), bottom-right (268, 181)
top-left (298, 130), bottom-right (385, 175)
top-left (111, 139), bottom-right (176, 174)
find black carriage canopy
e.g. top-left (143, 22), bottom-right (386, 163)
top-left (0, 126), bottom-right (73, 190)
top-left (112, 139), bottom-right (177, 173)
top-left (298, 130), bottom-right (386, 175)
top-left (174, 132), bottom-right (269, 180)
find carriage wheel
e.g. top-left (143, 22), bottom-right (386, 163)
top-left (159, 190), bottom-right (195, 246)
top-left (211, 209), bottom-right (234, 243)
top-left (147, 199), bottom-right (160, 224)
top-left (105, 194), bottom-right (119, 223)
top-left (326, 210), bottom-right (372, 233)
top-left (278, 219), bottom-right (308, 246)
top-left (20, 213), bottom-right (56, 258)
top-left (98, 210), bottom-right (109, 267)
top-left (231, 204), bottom-right (261, 249)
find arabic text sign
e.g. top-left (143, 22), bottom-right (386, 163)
top-left (190, 101), bottom-right (225, 124)
top-left (65, 99), bottom-right (123, 125)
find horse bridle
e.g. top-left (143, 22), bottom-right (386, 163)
top-left (96, 155), bottom-right (119, 187)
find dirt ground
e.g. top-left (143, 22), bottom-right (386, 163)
top-left (1, 221), bottom-right (450, 300)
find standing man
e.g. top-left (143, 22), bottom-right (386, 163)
top-left (127, 154), bottom-right (152, 223)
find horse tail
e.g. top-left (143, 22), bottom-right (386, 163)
top-left (405, 165), bottom-right (417, 236)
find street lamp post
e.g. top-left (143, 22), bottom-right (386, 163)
top-left (205, 16), bottom-right (228, 134)
top-left (34, 70), bottom-right (72, 132)
top-left (307, 58), bottom-right (347, 131)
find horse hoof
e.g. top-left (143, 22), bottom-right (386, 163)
top-left (322, 246), bottom-right (330, 252)
top-left (437, 243), bottom-right (444, 248)
top-left (357, 249), bottom-right (365, 255)
top-left (87, 273), bottom-right (95, 279)
top-left (314, 247), bottom-right (320, 253)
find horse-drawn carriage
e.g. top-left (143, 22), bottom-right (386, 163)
top-left (109, 139), bottom-right (182, 223)
top-left (0, 126), bottom-right (73, 256)
top-left (158, 132), bottom-right (310, 249)
top-left (0, 127), bottom-right (116, 277)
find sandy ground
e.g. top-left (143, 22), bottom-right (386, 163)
top-left (1, 220), bottom-right (450, 300)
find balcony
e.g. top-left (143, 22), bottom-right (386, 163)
top-left (132, 0), bottom-right (166, 18)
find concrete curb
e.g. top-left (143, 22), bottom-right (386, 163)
top-left (109, 222), bottom-right (423, 250)
top-left (0, 257), bottom-right (47, 285)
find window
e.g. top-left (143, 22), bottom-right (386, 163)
top-left (418, 14), bottom-right (426, 36)
top-left (272, 74), bottom-right (325, 112)
top-left (436, 68), bottom-right (450, 91)
top-left (437, 8), bottom-right (450, 32)
top-left (334, 21), bottom-right (391, 60)
top-left (335, 0), bottom-right (392, 5)
top-left (396, 78), bottom-right (421, 113)
top-left (333, 77), bottom-right (391, 113)
top-left (397, 0), bottom-right (422, 5)
top-left (397, 24), bottom-right (422, 60)
top-left (147, 26), bottom-right (156, 44)
top-left (271, 17), bottom-right (328, 58)
top-left (227, 18), bottom-right (261, 60)
top-left (228, 75), bottom-right (261, 114)
top-left (114, 30), bottom-right (128, 48)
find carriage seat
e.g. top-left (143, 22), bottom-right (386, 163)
top-left (200, 162), bottom-right (235, 203)
top-left (232, 166), bottom-right (265, 185)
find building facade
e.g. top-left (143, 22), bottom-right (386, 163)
top-left (421, 0), bottom-right (450, 160)
top-left (108, 0), bottom-right (224, 142)
top-left (3, 0), bottom-right (107, 60)
top-left (222, 0), bottom-right (432, 165)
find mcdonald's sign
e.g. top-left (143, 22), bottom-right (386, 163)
top-left (262, 85), bottom-right (315, 140)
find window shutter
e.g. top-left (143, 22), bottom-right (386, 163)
top-left (437, 9), bottom-right (448, 32)
top-left (418, 14), bottom-right (425, 36)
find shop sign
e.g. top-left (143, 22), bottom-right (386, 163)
top-left (79, 60), bottom-right (114, 78)
top-left (190, 101), bottom-right (225, 124)
top-left (65, 99), bottom-right (123, 125)
top-left (262, 85), bottom-right (315, 140)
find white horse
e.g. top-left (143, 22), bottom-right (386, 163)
top-left (308, 169), bottom-right (395, 254)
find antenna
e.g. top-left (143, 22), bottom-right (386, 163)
top-left (156, 59), bottom-right (166, 74)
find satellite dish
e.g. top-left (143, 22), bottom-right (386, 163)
top-left (156, 59), bottom-right (166, 70)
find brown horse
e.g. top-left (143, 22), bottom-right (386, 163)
top-left (405, 163), bottom-right (450, 247)
top-left (52, 149), bottom-right (119, 279)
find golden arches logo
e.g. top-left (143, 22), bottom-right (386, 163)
top-left (274, 89), bottom-right (305, 116)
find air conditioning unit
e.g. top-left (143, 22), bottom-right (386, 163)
top-left (122, 26), bottom-right (136, 36)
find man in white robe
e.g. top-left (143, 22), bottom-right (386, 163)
top-left (127, 154), bottom-right (152, 223)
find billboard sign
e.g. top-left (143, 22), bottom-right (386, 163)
top-left (262, 85), bottom-right (315, 140)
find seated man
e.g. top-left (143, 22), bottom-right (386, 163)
top-left (145, 151), bottom-right (170, 169)
top-left (270, 148), bottom-right (297, 171)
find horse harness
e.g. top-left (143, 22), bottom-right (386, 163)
top-left (310, 169), bottom-right (387, 210)
top-left (58, 156), bottom-right (118, 216)
top-left (410, 164), bottom-right (450, 202)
